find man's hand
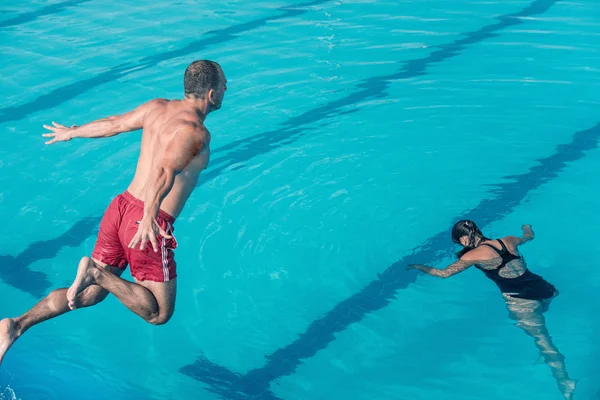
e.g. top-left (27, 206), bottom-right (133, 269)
top-left (128, 217), bottom-right (172, 252)
top-left (42, 122), bottom-right (77, 144)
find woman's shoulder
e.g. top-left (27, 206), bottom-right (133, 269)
top-left (463, 239), bottom-right (509, 259)
top-left (498, 236), bottom-right (522, 253)
top-left (461, 245), bottom-right (493, 261)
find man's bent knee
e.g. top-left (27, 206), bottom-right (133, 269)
top-left (137, 278), bottom-right (176, 326)
top-left (147, 311), bottom-right (174, 326)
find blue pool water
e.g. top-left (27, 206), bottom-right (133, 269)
top-left (1, 0), bottom-right (600, 399)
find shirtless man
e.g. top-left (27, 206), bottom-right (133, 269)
top-left (0, 60), bottom-right (227, 364)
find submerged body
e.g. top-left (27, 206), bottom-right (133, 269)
top-left (475, 238), bottom-right (556, 300)
top-left (408, 221), bottom-right (575, 399)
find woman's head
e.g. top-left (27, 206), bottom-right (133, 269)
top-left (452, 220), bottom-right (489, 255)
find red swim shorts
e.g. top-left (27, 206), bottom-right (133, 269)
top-left (92, 191), bottom-right (178, 282)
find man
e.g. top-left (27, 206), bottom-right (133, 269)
top-left (0, 60), bottom-right (227, 364)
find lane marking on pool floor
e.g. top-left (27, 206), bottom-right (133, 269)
top-left (0, 0), bottom-right (562, 299)
top-left (0, 0), bottom-right (334, 124)
top-left (181, 121), bottom-right (599, 399)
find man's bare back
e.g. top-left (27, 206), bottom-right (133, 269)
top-left (127, 98), bottom-right (211, 220)
top-left (0, 60), bottom-right (226, 365)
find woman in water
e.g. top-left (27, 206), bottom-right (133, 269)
top-left (407, 220), bottom-right (575, 399)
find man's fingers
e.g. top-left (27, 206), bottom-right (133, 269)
top-left (43, 124), bottom-right (57, 132)
top-left (45, 139), bottom-right (56, 145)
top-left (42, 133), bottom-right (55, 137)
top-left (129, 227), bottom-right (162, 252)
top-left (52, 122), bottom-right (65, 128)
top-left (129, 234), bottom-right (140, 249)
top-left (159, 227), bottom-right (172, 239)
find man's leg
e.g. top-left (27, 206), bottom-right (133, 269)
top-left (0, 260), bottom-right (123, 365)
top-left (68, 256), bottom-right (176, 325)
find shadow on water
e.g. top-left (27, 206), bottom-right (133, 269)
top-left (0, 215), bottom-right (101, 299)
top-left (201, 0), bottom-right (560, 189)
top-left (0, 0), bottom-right (91, 29)
top-left (0, 0), bottom-right (333, 124)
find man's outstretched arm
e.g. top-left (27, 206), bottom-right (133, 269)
top-left (42, 99), bottom-right (164, 144)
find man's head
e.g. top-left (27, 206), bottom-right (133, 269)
top-left (184, 60), bottom-right (227, 112)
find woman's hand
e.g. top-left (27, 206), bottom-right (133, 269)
top-left (519, 224), bottom-right (535, 244)
top-left (522, 224), bottom-right (534, 236)
top-left (406, 264), bottom-right (421, 271)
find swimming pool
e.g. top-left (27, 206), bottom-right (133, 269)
top-left (1, 0), bottom-right (599, 399)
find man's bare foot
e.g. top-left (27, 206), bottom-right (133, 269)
top-left (66, 257), bottom-right (98, 310)
top-left (0, 318), bottom-right (18, 365)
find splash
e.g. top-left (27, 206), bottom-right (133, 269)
top-left (0, 386), bottom-right (18, 400)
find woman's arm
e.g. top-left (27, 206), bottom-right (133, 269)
top-left (504, 224), bottom-right (535, 248)
top-left (407, 258), bottom-right (477, 279)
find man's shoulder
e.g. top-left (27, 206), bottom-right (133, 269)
top-left (143, 98), bottom-right (170, 109)
top-left (171, 117), bottom-right (210, 144)
top-left (171, 110), bottom-right (208, 132)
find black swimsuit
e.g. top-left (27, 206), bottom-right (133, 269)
top-left (476, 239), bottom-right (556, 301)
